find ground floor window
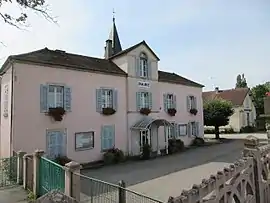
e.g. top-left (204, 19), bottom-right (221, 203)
top-left (190, 122), bottom-right (196, 136)
top-left (139, 129), bottom-right (151, 148)
top-left (165, 124), bottom-right (174, 140)
top-left (75, 132), bottom-right (94, 151)
top-left (46, 129), bottom-right (66, 159)
top-left (178, 124), bottom-right (187, 136)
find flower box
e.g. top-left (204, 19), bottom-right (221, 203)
top-left (189, 108), bottom-right (198, 115)
top-left (139, 108), bottom-right (151, 115)
top-left (167, 108), bottom-right (177, 116)
top-left (48, 107), bottom-right (66, 121)
top-left (102, 107), bottom-right (116, 115)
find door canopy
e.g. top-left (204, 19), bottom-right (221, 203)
top-left (131, 117), bottom-right (172, 130)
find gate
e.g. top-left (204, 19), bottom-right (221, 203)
top-left (0, 156), bottom-right (18, 187)
top-left (38, 156), bottom-right (65, 196)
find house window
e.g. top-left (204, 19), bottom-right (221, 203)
top-left (139, 130), bottom-right (150, 148)
top-left (247, 112), bottom-right (250, 126)
top-left (137, 92), bottom-right (152, 109)
top-left (189, 96), bottom-right (196, 109)
top-left (3, 84), bottom-right (9, 117)
top-left (102, 89), bottom-right (113, 108)
top-left (75, 132), bottom-right (94, 151)
top-left (101, 125), bottom-right (115, 151)
top-left (47, 85), bottom-right (64, 108)
top-left (190, 122), bottom-right (196, 136)
top-left (165, 124), bottom-right (174, 139)
top-left (167, 94), bottom-right (174, 109)
top-left (46, 130), bottom-right (66, 159)
top-left (139, 53), bottom-right (148, 78)
top-left (178, 124), bottom-right (187, 136)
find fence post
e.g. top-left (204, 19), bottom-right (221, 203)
top-left (64, 161), bottom-right (81, 202)
top-left (23, 154), bottom-right (32, 189)
top-left (243, 135), bottom-right (263, 203)
top-left (118, 180), bottom-right (126, 203)
top-left (17, 150), bottom-right (26, 185)
top-left (33, 150), bottom-right (44, 197)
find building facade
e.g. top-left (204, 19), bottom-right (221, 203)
top-left (0, 18), bottom-right (204, 163)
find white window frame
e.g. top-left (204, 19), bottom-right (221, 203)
top-left (167, 94), bottom-right (174, 109)
top-left (189, 96), bottom-right (195, 109)
top-left (140, 92), bottom-right (149, 108)
top-left (139, 53), bottom-right (148, 78)
top-left (139, 129), bottom-right (150, 148)
top-left (102, 89), bottom-right (113, 108)
top-left (178, 124), bottom-right (187, 136)
top-left (190, 122), bottom-right (196, 136)
top-left (75, 132), bottom-right (94, 151)
top-left (48, 85), bottom-right (64, 108)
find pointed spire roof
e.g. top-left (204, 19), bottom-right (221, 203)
top-left (108, 17), bottom-right (122, 55)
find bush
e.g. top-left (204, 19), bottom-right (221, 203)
top-left (103, 148), bottom-right (125, 164)
top-left (141, 144), bottom-right (151, 160)
top-left (168, 138), bottom-right (185, 154)
top-left (223, 127), bottom-right (235, 134)
top-left (204, 128), bottom-right (215, 134)
top-left (54, 156), bottom-right (72, 166)
top-left (240, 126), bottom-right (256, 133)
top-left (191, 137), bottom-right (205, 146)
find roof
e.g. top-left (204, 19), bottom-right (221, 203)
top-left (0, 48), bottom-right (204, 88)
top-left (109, 41), bottom-right (160, 61)
top-left (202, 88), bottom-right (250, 106)
top-left (1, 48), bottom-right (127, 76)
top-left (158, 71), bottom-right (204, 88)
top-left (108, 17), bottom-right (122, 55)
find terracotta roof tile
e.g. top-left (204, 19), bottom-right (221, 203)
top-left (202, 88), bottom-right (250, 106)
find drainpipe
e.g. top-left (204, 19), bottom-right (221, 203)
top-left (10, 63), bottom-right (14, 156)
top-left (125, 72), bottom-right (130, 155)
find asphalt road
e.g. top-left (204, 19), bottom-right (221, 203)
top-left (80, 139), bottom-right (245, 201)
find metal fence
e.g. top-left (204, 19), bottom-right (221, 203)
top-left (78, 173), bottom-right (164, 203)
top-left (0, 156), bottom-right (17, 187)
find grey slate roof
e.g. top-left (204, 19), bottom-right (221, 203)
top-left (0, 48), bottom-right (204, 88)
top-left (108, 17), bottom-right (122, 55)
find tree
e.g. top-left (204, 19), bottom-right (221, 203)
top-left (251, 83), bottom-right (270, 116)
top-left (235, 74), bottom-right (248, 88)
top-left (204, 98), bottom-right (234, 139)
top-left (0, 0), bottom-right (56, 28)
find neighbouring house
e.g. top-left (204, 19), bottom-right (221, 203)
top-left (0, 17), bottom-right (204, 163)
top-left (202, 87), bottom-right (256, 132)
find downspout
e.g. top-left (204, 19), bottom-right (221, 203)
top-left (125, 73), bottom-right (130, 155)
top-left (10, 64), bottom-right (14, 156)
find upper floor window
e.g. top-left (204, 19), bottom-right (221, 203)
top-left (48, 85), bottom-right (64, 108)
top-left (139, 53), bottom-right (148, 78)
top-left (136, 91), bottom-right (152, 110)
top-left (187, 95), bottom-right (197, 110)
top-left (167, 94), bottom-right (174, 108)
top-left (102, 89), bottom-right (113, 108)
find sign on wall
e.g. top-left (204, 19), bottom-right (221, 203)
top-left (138, 81), bottom-right (150, 88)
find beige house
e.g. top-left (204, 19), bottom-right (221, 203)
top-left (0, 17), bottom-right (204, 163)
top-left (203, 87), bottom-right (256, 132)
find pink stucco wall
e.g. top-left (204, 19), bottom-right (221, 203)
top-left (11, 63), bottom-right (127, 163)
top-left (0, 66), bottom-right (12, 158)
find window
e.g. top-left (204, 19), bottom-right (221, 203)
top-left (139, 53), bottom-right (148, 78)
top-left (102, 89), bottom-right (113, 108)
top-left (3, 84), bottom-right (9, 117)
top-left (75, 132), bottom-right (94, 151)
top-left (47, 85), bottom-right (64, 108)
top-left (139, 130), bottom-right (150, 147)
top-left (101, 125), bottom-right (115, 151)
top-left (165, 124), bottom-right (174, 139)
top-left (190, 122), bottom-right (197, 136)
top-left (178, 124), bottom-right (187, 136)
top-left (167, 94), bottom-right (174, 109)
top-left (246, 112), bottom-right (250, 126)
top-left (46, 130), bottom-right (66, 159)
top-left (40, 84), bottom-right (71, 112)
top-left (187, 95), bottom-right (197, 111)
top-left (137, 92), bottom-right (152, 110)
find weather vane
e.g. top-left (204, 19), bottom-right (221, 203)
top-left (113, 9), bottom-right (116, 21)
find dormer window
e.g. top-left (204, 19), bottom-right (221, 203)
top-left (139, 53), bottom-right (148, 78)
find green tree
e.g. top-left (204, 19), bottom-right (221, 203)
top-left (204, 99), bottom-right (234, 139)
top-left (235, 74), bottom-right (248, 88)
top-left (0, 0), bottom-right (55, 28)
top-left (251, 83), bottom-right (270, 116)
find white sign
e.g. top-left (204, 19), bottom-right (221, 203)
top-left (138, 81), bottom-right (150, 88)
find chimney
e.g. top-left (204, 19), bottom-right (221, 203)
top-left (215, 87), bottom-right (219, 94)
top-left (104, 39), bottom-right (113, 59)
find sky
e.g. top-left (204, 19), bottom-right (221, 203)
top-left (0, 0), bottom-right (270, 91)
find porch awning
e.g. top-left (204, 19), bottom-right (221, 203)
top-left (130, 117), bottom-right (173, 130)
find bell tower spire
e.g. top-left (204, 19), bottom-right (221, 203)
top-left (104, 9), bottom-right (122, 59)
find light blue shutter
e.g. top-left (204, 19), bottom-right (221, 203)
top-left (113, 89), bottom-right (118, 111)
top-left (135, 57), bottom-right (140, 77)
top-left (40, 84), bottom-right (48, 112)
top-left (187, 96), bottom-right (190, 112)
top-left (173, 94), bottom-right (177, 109)
top-left (196, 122), bottom-right (200, 137)
top-left (194, 97), bottom-right (197, 109)
top-left (64, 86), bottom-right (71, 112)
top-left (101, 126), bottom-right (106, 150)
top-left (46, 131), bottom-right (55, 159)
top-left (174, 123), bottom-right (179, 137)
top-left (148, 92), bottom-right (152, 109)
top-left (163, 94), bottom-right (168, 112)
top-left (136, 92), bottom-right (141, 111)
top-left (147, 60), bottom-right (151, 79)
top-left (108, 125), bottom-right (115, 149)
top-left (96, 89), bottom-right (102, 112)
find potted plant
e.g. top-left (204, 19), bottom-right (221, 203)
top-left (140, 108), bottom-right (151, 115)
top-left (102, 107), bottom-right (116, 115)
top-left (48, 107), bottom-right (66, 121)
top-left (167, 108), bottom-right (177, 116)
top-left (189, 108), bottom-right (198, 115)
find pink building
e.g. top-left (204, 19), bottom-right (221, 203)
top-left (0, 18), bottom-right (204, 163)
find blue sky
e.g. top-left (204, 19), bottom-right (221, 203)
top-left (0, 0), bottom-right (269, 90)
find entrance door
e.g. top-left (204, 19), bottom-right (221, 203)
top-left (47, 130), bottom-right (66, 159)
top-left (139, 129), bottom-right (150, 151)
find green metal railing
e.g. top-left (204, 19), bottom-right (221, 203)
top-left (0, 156), bottom-right (17, 187)
top-left (39, 156), bottom-right (65, 196)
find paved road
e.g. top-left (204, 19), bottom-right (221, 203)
top-left (80, 139), bottom-right (246, 201)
